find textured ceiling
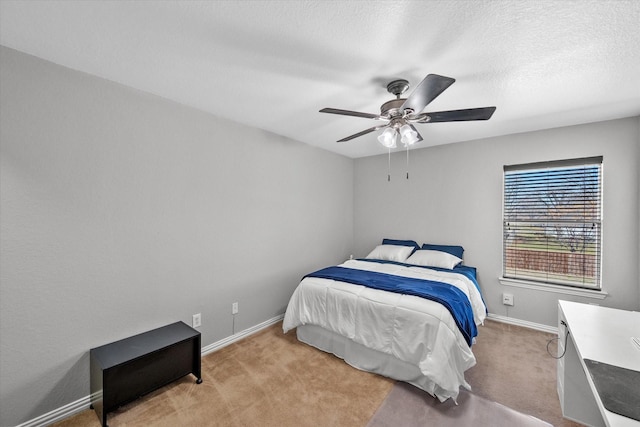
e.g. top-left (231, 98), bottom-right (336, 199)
top-left (1, 0), bottom-right (639, 158)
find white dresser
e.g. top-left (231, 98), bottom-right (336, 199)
top-left (557, 300), bottom-right (640, 427)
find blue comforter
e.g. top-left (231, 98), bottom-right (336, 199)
top-left (304, 266), bottom-right (477, 346)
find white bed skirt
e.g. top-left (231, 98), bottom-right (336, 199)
top-left (296, 324), bottom-right (468, 401)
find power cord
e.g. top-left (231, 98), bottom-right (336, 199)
top-left (547, 320), bottom-right (570, 359)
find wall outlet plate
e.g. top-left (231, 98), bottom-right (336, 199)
top-left (192, 313), bottom-right (201, 328)
top-left (502, 293), bottom-right (514, 306)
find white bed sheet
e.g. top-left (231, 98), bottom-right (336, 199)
top-left (282, 259), bottom-right (487, 402)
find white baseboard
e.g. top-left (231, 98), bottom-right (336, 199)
top-left (15, 395), bottom-right (92, 427)
top-left (201, 314), bottom-right (284, 355)
top-left (16, 314), bottom-right (285, 427)
top-left (486, 312), bottom-right (558, 334)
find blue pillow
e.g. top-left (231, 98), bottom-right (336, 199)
top-left (421, 243), bottom-right (464, 259)
top-left (382, 238), bottom-right (420, 254)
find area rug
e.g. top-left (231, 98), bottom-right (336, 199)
top-left (366, 382), bottom-right (553, 427)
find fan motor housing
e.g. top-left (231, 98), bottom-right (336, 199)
top-left (380, 99), bottom-right (409, 118)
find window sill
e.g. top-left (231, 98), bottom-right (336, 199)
top-left (498, 277), bottom-right (608, 300)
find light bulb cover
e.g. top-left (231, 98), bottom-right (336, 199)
top-left (377, 128), bottom-right (397, 148)
top-left (400, 124), bottom-right (419, 146)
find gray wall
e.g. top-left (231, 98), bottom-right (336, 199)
top-left (0, 47), bottom-right (354, 426)
top-left (354, 117), bottom-right (640, 325)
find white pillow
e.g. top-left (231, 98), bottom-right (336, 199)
top-left (365, 244), bottom-right (414, 262)
top-left (405, 249), bottom-right (462, 269)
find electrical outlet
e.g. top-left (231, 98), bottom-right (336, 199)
top-left (192, 313), bottom-right (202, 328)
top-left (232, 302), bottom-right (238, 315)
top-left (502, 293), bottom-right (514, 306)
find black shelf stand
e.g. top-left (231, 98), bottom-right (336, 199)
top-left (90, 321), bottom-right (202, 427)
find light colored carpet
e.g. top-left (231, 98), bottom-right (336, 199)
top-left (367, 382), bottom-right (553, 427)
top-left (53, 323), bottom-right (394, 427)
top-left (53, 319), bottom-right (583, 427)
top-left (466, 320), bottom-right (583, 427)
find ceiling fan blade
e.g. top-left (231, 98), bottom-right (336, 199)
top-left (410, 125), bottom-right (423, 143)
top-left (336, 125), bottom-right (387, 142)
top-left (319, 108), bottom-right (381, 120)
top-left (420, 106), bottom-right (497, 123)
top-left (401, 74), bottom-right (456, 113)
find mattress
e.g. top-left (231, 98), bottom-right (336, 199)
top-left (283, 259), bottom-right (486, 401)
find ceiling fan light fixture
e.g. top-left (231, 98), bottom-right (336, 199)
top-left (319, 73), bottom-right (496, 155)
top-left (377, 128), bottom-right (397, 148)
top-left (399, 124), bottom-right (419, 146)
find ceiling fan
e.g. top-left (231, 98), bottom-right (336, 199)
top-left (320, 74), bottom-right (496, 148)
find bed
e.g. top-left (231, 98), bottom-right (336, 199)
top-left (282, 239), bottom-right (487, 402)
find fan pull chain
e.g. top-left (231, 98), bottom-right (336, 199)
top-left (387, 148), bottom-right (391, 182)
top-left (406, 144), bottom-right (410, 179)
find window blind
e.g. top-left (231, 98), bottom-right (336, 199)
top-left (503, 157), bottom-right (602, 289)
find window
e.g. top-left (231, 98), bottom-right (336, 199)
top-left (503, 157), bottom-right (602, 289)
